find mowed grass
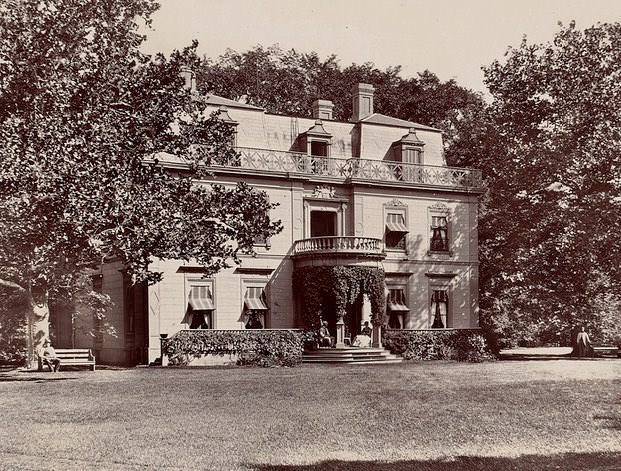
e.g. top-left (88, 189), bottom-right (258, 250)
top-left (0, 359), bottom-right (619, 471)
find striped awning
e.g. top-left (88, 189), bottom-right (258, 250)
top-left (244, 298), bottom-right (268, 310)
top-left (386, 214), bottom-right (409, 233)
top-left (244, 286), bottom-right (268, 310)
top-left (388, 289), bottom-right (409, 311)
top-left (388, 301), bottom-right (409, 311)
top-left (188, 286), bottom-right (214, 310)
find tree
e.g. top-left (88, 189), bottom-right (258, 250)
top-left (476, 22), bottom-right (621, 346)
top-left (0, 0), bottom-right (281, 366)
top-left (197, 45), bottom-right (485, 155)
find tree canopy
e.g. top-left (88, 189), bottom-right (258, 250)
top-left (0, 0), bottom-right (281, 361)
top-left (196, 45), bottom-right (485, 154)
top-left (472, 22), bottom-right (621, 346)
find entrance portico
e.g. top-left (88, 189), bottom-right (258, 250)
top-left (291, 237), bottom-right (386, 348)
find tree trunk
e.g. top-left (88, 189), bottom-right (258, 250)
top-left (26, 288), bottom-right (51, 369)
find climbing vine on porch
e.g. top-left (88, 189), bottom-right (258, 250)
top-left (292, 266), bottom-right (386, 328)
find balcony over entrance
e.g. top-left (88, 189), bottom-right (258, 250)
top-left (291, 236), bottom-right (385, 267)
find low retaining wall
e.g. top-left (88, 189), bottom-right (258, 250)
top-left (162, 329), bottom-right (305, 367)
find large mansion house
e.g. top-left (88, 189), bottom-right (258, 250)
top-left (54, 82), bottom-right (483, 365)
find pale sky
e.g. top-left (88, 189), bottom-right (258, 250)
top-left (141, 0), bottom-right (621, 93)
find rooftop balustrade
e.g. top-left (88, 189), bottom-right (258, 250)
top-left (211, 147), bottom-right (482, 190)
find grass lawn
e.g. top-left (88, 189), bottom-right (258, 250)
top-left (0, 358), bottom-right (619, 470)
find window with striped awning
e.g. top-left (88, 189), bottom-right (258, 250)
top-left (385, 213), bottom-right (408, 233)
top-left (387, 288), bottom-right (409, 311)
top-left (385, 212), bottom-right (408, 249)
top-left (182, 285), bottom-right (214, 329)
top-left (244, 286), bottom-right (268, 311)
top-left (188, 286), bottom-right (214, 310)
top-left (387, 288), bottom-right (408, 329)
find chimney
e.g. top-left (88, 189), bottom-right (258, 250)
top-left (180, 66), bottom-right (196, 93)
top-left (352, 83), bottom-right (375, 122)
top-left (312, 100), bottom-right (334, 120)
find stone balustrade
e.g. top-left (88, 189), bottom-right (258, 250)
top-left (292, 236), bottom-right (384, 256)
top-left (213, 147), bottom-right (482, 190)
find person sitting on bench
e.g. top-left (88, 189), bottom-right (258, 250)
top-left (318, 321), bottom-right (335, 348)
top-left (38, 339), bottom-right (61, 372)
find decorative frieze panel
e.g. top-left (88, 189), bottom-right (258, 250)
top-left (312, 185), bottom-right (336, 199)
top-left (385, 198), bottom-right (405, 207)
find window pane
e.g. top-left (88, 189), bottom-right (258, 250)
top-left (386, 231), bottom-right (406, 249)
top-left (311, 211), bottom-right (337, 237)
top-left (431, 289), bottom-right (448, 328)
top-left (310, 141), bottom-right (328, 157)
top-left (430, 216), bottom-right (449, 251)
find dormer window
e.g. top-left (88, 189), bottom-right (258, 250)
top-left (301, 120), bottom-right (332, 156)
top-left (300, 120), bottom-right (332, 174)
top-left (392, 128), bottom-right (425, 182)
top-left (217, 106), bottom-right (238, 147)
top-left (310, 141), bottom-right (329, 157)
top-left (403, 147), bottom-right (423, 165)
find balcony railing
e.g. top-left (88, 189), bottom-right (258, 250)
top-left (211, 147), bottom-right (482, 190)
top-left (292, 236), bottom-right (384, 257)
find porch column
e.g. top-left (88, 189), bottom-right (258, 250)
top-left (372, 323), bottom-right (382, 348)
top-left (335, 309), bottom-right (346, 347)
top-left (361, 295), bottom-right (372, 325)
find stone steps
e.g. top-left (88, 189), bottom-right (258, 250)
top-left (303, 347), bottom-right (403, 365)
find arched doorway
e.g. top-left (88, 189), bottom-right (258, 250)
top-left (292, 265), bottom-right (386, 347)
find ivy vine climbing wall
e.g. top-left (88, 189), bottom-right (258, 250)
top-left (292, 266), bottom-right (386, 328)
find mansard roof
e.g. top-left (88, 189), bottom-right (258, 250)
top-left (202, 94), bottom-right (264, 111)
top-left (359, 113), bottom-right (441, 132)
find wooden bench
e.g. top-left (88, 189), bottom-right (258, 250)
top-left (38, 349), bottom-right (96, 371)
top-left (592, 345), bottom-right (620, 358)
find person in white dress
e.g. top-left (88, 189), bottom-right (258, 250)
top-left (353, 321), bottom-right (372, 347)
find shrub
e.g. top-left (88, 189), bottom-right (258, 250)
top-left (0, 290), bottom-right (28, 366)
top-left (382, 329), bottom-right (496, 362)
top-left (163, 329), bottom-right (305, 367)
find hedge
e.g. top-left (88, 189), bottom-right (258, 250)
top-left (382, 329), bottom-right (496, 362)
top-left (162, 329), bottom-right (305, 367)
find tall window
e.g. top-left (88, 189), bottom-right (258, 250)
top-left (393, 129), bottom-right (424, 182)
top-left (311, 211), bottom-right (337, 237)
top-left (401, 148), bottom-right (424, 182)
top-left (431, 289), bottom-right (449, 328)
top-left (402, 147), bottom-right (423, 165)
top-left (253, 198), bottom-right (271, 248)
top-left (430, 216), bottom-right (449, 252)
top-left (309, 141), bottom-right (330, 174)
top-left (183, 285), bottom-right (214, 329)
top-left (302, 120), bottom-right (332, 175)
top-left (387, 288), bottom-right (409, 329)
top-left (244, 286), bottom-right (268, 329)
top-left (385, 212), bottom-right (408, 250)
